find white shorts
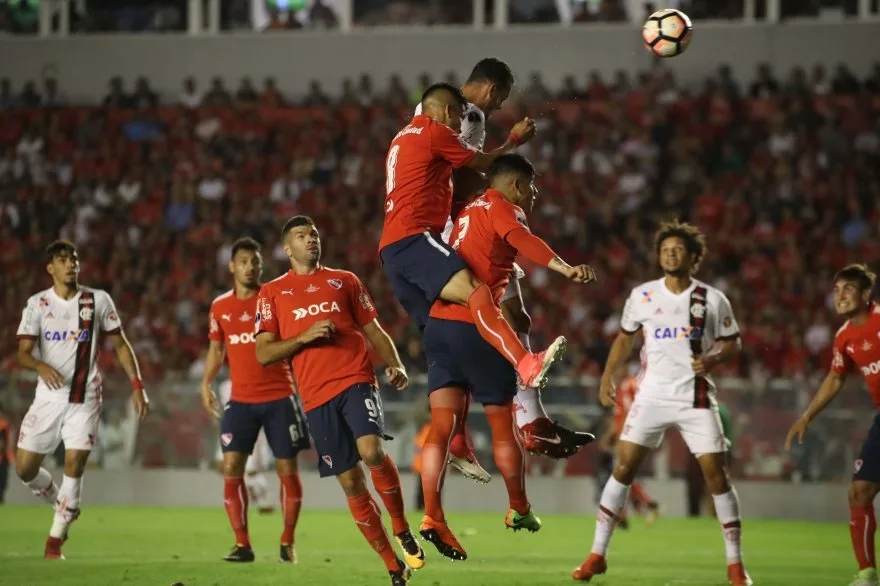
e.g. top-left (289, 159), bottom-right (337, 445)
top-left (500, 263), bottom-right (526, 303)
top-left (215, 428), bottom-right (272, 474)
top-left (17, 398), bottom-right (101, 454)
top-left (619, 396), bottom-right (727, 457)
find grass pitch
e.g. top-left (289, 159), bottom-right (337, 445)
top-left (0, 506), bottom-right (854, 585)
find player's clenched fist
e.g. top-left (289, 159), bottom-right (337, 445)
top-left (567, 264), bottom-right (597, 284)
top-left (385, 366), bottom-right (409, 391)
top-left (299, 320), bottom-right (336, 344)
top-left (509, 117), bottom-right (537, 144)
top-left (784, 417), bottom-right (809, 452)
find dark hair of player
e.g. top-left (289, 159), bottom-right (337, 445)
top-left (420, 82), bottom-right (468, 110)
top-left (834, 263), bottom-right (877, 293)
top-left (466, 58), bottom-right (515, 88)
top-left (281, 215), bottom-right (316, 240)
top-left (653, 219), bottom-right (707, 275)
top-left (487, 153), bottom-right (536, 183)
top-left (230, 237), bottom-right (261, 257)
top-left (45, 240), bottom-right (77, 264)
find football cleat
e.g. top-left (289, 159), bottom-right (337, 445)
top-left (419, 515), bottom-right (467, 561)
top-left (849, 568), bottom-right (879, 586)
top-left (389, 558), bottom-right (412, 585)
top-left (727, 562), bottom-right (753, 586)
top-left (279, 543), bottom-right (297, 563)
top-left (448, 431), bottom-right (491, 484)
top-left (645, 502), bottom-right (660, 527)
top-left (505, 507), bottom-right (542, 533)
top-left (572, 553), bottom-right (607, 581)
top-left (223, 544), bottom-right (255, 563)
top-left (395, 529), bottom-right (426, 570)
top-left (516, 336), bottom-right (567, 389)
top-left (519, 417), bottom-right (594, 459)
top-left (44, 536), bottom-right (64, 560)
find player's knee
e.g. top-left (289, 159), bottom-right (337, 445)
top-left (222, 454), bottom-right (248, 478)
top-left (849, 482), bottom-right (878, 506)
top-left (275, 458), bottom-right (298, 476)
top-left (702, 464), bottom-right (730, 494)
top-left (14, 459), bottom-right (38, 482)
top-left (360, 443), bottom-right (387, 467)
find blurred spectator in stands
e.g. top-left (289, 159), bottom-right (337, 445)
top-left (865, 63), bottom-right (880, 94)
top-left (810, 64), bottom-right (830, 96)
top-left (522, 72), bottom-right (553, 102)
top-left (179, 77), bottom-right (202, 109)
top-left (132, 77), bottom-right (159, 109)
top-left (202, 77), bottom-right (233, 106)
top-left (558, 75), bottom-right (584, 100)
top-left (103, 76), bottom-right (132, 108)
top-left (750, 63), bottom-right (781, 98)
top-left (302, 80), bottom-right (331, 107)
top-left (0, 78), bottom-right (17, 110)
top-left (42, 78), bottom-right (67, 108)
top-left (717, 64), bottom-right (741, 99)
top-left (385, 74), bottom-right (409, 107)
top-left (20, 80), bottom-right (41, 107)
top-left (261, 77), bottom-right (287, 107)
top-left (236, 77), bottom-right (260, 105)
top-left (831, 63), bottom-right (861, 95)
top-left (308, 0), bottom-right (340, 28)
top-left (339, 78), bottom-right (359, 105)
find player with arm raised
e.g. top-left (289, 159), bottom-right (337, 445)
top-left (14, 240), bottom-right (150, 559)
top-left (380, 83), bottom-right (570, 397)
top-left (255, 216), bottom-right (424, 586)
top-left (415, 59), bottom-right (592, 484)
top-left (573, 221), bottom-right (751, 586)
top-left (785, 264), bottom-right (880, 586)
top-left (200, 237), bottom-right (309, 563)
top-left (417, 154), bottom-right (596, 559)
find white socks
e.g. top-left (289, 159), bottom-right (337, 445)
top-left (246, 472), bottom-right (272, 510)
top-left (24, 467), bottom-right (57, 505)
top-left (513, 333), bottom-right (549, 427)
top-left (50, 475), bottom-right (82, 539)
top-left (590, 476), bottom-right (629, 556)
top-left (712, 488), bottom-right (743, 564)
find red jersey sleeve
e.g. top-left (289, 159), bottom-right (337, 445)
top-left (208, 305), bottom-right (223, 342)
top-left (831, 332), bottom-right (855, 376)
top-left (492, 202), bottom-right (557, 267)
top-left (255, 292), bottom-right (280, 336)
top-left (430, 122), bottom-right (478, 169)
top-left (346, 273), bottom-right (379, 327)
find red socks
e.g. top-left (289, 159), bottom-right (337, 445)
top-left (851, 505), bottom-right (877, 570)
top-left (224, 477), bottom-right (250, 547)
top-left (486, 406), bottom-right (529, 515)
top-left (467, 283), bottom-right (528, 366)
top-left (368, 455), bottom-right (408, 535)
top-left (421, 406), bottom-right (458, 522)
top-left (279, 472), bottom-right (303, 545)
top-left (346, 491), bottom-right (400, 572)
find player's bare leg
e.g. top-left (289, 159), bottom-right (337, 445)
top-left (848, 480), bottom-right (880, 585)
top-left (337, 463), bottom-right (413, 584)
top-left (447, 392), bottom-right (491, 483)
top-left (221, 451), bottom-right (255, 562)
top-left (573, 440), bottom-right (652, 581)
top-left (275, 457), bottom-right (302, 563)
top-left (42, 449), bottom-right (89, 559)
top-left (697, 452), bottom-right (751, 586)
top-left (483, 402), bottom-right (541, 533)
top-left (15, 448), bottom-right (58, 505)
top-left (419, 387), bottom-right (469, 561)
top-left (356, 434), bottom-right (425, 571)
top-left (439, 269), bottom-right (566, 389)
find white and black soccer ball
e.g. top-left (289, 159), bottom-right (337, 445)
top-left (642, 9), bottom-right (693, 58)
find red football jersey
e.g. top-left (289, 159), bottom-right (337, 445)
top-left (378, 114), bottom-right (478, 251)
top-left (209, 289), bottom-right (294, 403)
top-left (429, 189), bottom-right (530, 324)
top-left (255, 267), bottom-right (378, 411)
top-left (831, 303), bottom-right (880, 409)
top-left (613, 376), bottom-right (639, 435)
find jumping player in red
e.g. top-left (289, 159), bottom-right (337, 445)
top-left (379, 83), bottom-right (569, 392)
top-left (200, 237), bottom-right (310, 563)
top-left (786, 264), bottom-right (880, 586)
top-left (255, 216), bottom-right (424, 586)
top-left (596, 372), bottom-right (660, 529)
top-left (417, 154), bottom-right (596, 559)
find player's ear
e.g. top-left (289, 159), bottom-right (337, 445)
top-left (227, 260), bottom-right (235, 275)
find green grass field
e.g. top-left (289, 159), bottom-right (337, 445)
top-left (0, 506), bottom-right (855, 585)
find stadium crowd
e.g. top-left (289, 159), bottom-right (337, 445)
top-left (0, 62), bottom-right (878, 476)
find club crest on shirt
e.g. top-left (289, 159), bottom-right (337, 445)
top-left (327, 279), bottom-right (343, 290)
top-left (79, 307), bottom-right (94, 321)
top-left (723, 316), bottom-right (732, 328)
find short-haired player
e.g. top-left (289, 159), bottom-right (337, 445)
top-left (15, 240), bottom-right (150, 559)
top-left (573, 221), bottom-right (751, 586)
top-left (255, 216), bottom-right (424, 586)
top-left (200, 237), bottom-right (310, 563)
top-left (785, 264), bottom-right (880, 586)
top-left (418, 154), bottom-right (596, 559)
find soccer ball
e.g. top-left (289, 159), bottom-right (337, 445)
top-left (642, 9), bottom-right (693, 58)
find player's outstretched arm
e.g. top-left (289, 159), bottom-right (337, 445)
top-left (360, 319), bottom-right (408, 390)
top-left (599, 331), bottom-right (639, 408)
top-left (106, 331), bottom-right (150, 421)
top-left (200, 340), bottom-right (226, 418)
top-left (17, 338), bottom-right (64, 389)
top-left (254, 320), bottom-right (336, 366)
top-left (784, 370), bottom-right (846, 451)
top-left (504, 227), bottom-right (596, 284)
